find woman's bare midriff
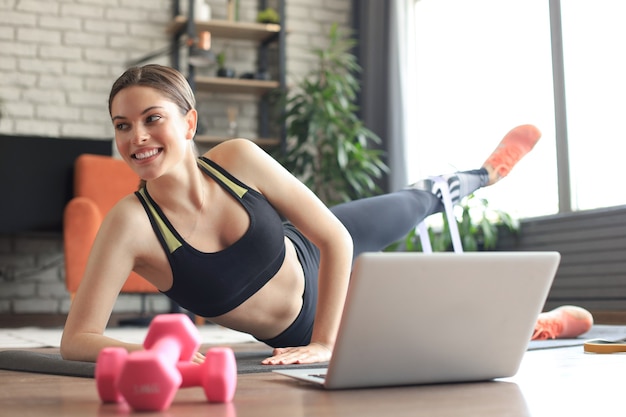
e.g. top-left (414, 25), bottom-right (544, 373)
top-left (207, 237), bottom-right (306, 340)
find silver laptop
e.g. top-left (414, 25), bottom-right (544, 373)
top-left (274, 251), bottom-right (560, 389)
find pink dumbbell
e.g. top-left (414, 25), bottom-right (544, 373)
top-left (95, 314), bottom-right (237, 411)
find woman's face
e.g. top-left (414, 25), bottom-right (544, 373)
top-left (110, 85), bottom-right (196, 181)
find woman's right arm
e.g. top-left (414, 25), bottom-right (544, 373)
top-left (60, 197), bottom-right (146, 362)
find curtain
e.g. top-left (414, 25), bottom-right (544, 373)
top-left (353, 0), bottom-right (416, 191)
top-left (388, 0), bottom-right (416, 190)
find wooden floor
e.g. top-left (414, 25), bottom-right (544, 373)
top-left (1, 344), bottom-right (624, 416)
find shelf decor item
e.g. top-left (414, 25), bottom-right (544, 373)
top-left (216, 50), bottom-right (235, 78)
top-left (125, 31), bottom-right (214, 68)
top-left (276, 24), bottom-right (388, 206)
top-left (226, 106), bottom-right (238, 138)
top-left (227, 0), bottom-right (239, 21)
top-left (188, 31), bottom-right (214, 67)
top-left (194, 0), bottom-right (211, 21)
top-left (256, 7), bottom-right (280, 24)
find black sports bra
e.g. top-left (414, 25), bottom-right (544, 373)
top-left (135, 156), bottom-right (286, 317)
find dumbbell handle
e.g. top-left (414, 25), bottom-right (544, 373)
top-left (148, 336), bottom-right (183, 366)
top-left (176, 347), bottom-right (235, 386)
top-left (177, 361), bottom-right (204, 387)
top-left (177, 347), bottom-right (237, 403)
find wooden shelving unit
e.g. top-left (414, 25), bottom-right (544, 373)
top-left (194, 134), bottom-right (280, 146)
top-left (166, 16), bottom-right (281, 42)
top-left (169, 1), bottom-right (286, 148)
top-left (194, 76), bottom-right (280, 95)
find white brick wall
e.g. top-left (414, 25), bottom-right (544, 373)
top-left (0, 0), bottom-right (172, 138)
top-left (0, 0), bottom-right (352, 315)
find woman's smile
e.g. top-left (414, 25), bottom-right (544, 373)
top-left (132, 147), bottom-right (163, 161)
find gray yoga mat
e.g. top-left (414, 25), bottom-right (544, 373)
top-left (527, 324), bottom-right (626, 350)
top-left (0, 349), bottom-right (328, 378)
top-left (3, 325), bottom-right (626, 378)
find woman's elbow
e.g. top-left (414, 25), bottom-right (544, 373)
top-left (59, 332), bottom-right (74, 360)
top-left (59, 330), bottom-right (86, 361)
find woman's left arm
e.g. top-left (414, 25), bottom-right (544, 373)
top-left (212, 139), bottom-right (354, 364)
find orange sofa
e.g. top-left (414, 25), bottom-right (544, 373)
top-left (63, 154), bottom-right (158, 298)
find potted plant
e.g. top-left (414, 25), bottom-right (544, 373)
top-left (216, 50), bottom-right (235, 78)
top-left (274, 23), bottom-right (388, 205)
top-left (388, 194), bottom-right (520, 252)
top-left (256, 7), bottom-right (280, 24)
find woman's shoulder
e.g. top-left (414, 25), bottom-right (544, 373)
top-left (204, 138), bottom-right (261, 161)
top-left (203, 138), bottom-right (268, 177)
top-left (111, 191), bottom-right (145, 213)
top-left (88, 193), bottom-right (159, 278)
top-left (102, 193), bottom-right (150, 235)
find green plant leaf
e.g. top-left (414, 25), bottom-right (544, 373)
top-left (274, 23), bottom-right (388, 206)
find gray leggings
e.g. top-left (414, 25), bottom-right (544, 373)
top-left (258, 188), bottom-right (442, 348)
top-left (331, 188), bottom-right (442, 261)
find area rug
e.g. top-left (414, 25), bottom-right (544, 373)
top-left (0, 324), bottom-right (257, 349)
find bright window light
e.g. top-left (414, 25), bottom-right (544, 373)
top-left (411, 0), bottom-right (558, 219)
top-left (561, 1), bottom-right (626, 211)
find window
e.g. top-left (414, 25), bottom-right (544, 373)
top-left (561, 1), bottom-right (626, 211)
top-left (411, 0), bottom-right (625, 218)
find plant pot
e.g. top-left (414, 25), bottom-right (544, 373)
top-left (217, 68), bottom-right (236, 78)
